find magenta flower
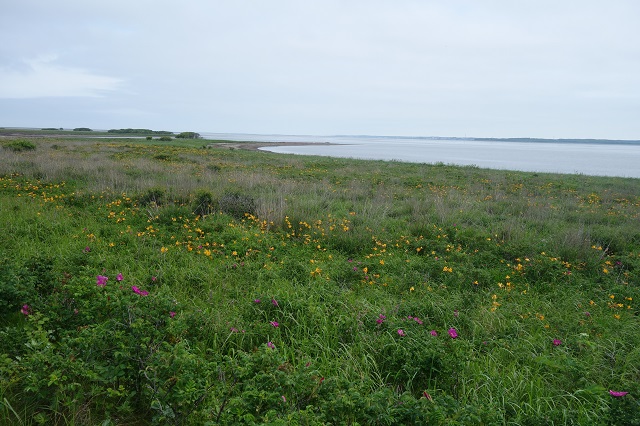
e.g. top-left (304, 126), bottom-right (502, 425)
top-left (413, 316), bottom-right (423, 325)
top-left (553, 339), bottom-right (562, 346)
top-left (397, 329), bottom-right (406, 337)
top-left (132, 286), bottom-right (149, 296)
top-left (21, 304), bottom-right (31, 316)
top-left (254, 298), bottom-right (261, 303)
top-left (83, 246), bottom-right (91, 253)
top-left (281, 395), bottom-right (287, 403)
top-left (96, 275), bottom-right (108, 287)
top-left (116, 273), bottom-right (124, 282)
top-left (169, 311), bottom-right (176, 318)
top-left (430, 330), bottom-right (438, 336)
top-left (609, 390), bottom-right (628, 397)
top-left (448, 328), bottom-right (458, 339)
top-left (376, 314), bottom-right (386, 324)
top-left (267, 341), bottom-right (275, 349)
top-left (270, 321), bottom-right (279, 328)
top-left (271, 298), bottom-right (279, 306)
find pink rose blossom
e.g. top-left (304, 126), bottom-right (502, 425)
top-left (132, 286), bottom-right (149, 296)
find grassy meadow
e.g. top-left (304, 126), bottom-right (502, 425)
top-left (1, 136), bottom-right (639, 425)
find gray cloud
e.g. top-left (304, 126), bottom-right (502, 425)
top-left (1, 0), bottom-right (638, 138)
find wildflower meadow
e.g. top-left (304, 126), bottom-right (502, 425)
top-left (1, 135), bottom-right (639, 425)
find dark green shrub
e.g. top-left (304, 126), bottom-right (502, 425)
top-left (139, 187), bottom-right (166, 206)
top-left (193, 190), bottom-right (214, 216)
top-left (158, 136), bottom-right (172, 142)
top-left (3, 139), bottom-right (36, 152)
top-left (175, 132), bottom-right (201, 139)
top-left (218, 192), bottom-right (256, 220)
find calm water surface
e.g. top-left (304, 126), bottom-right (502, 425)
top-left (203, 133), bottom-right (640, 178)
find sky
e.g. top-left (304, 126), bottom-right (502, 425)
top-left (1, 0), bottom-right (639, 139)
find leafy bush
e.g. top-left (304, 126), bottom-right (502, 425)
top-left (193, 190), bottom-right (214, 216)
top-left (138, 187), bottom-right (167, 206)
top-left (218, 192), bottom-right (256, 219)
top-left (175, 132), bottom-right (201, 139)
top-left (2, 139), bottom-right (36, 152)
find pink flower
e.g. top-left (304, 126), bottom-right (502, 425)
top-left (96, 275), bottom-right (108, 287)
top-left (397, 329), bottom-right (406, 337)
top-left (609, 390), bottom-right (628, 397)
top-left (21, 304), bottom-right (30, 316)
top-left (281, 395), bottom-right (287, 403)
top-left (430, 330), bottom-right (438, 336)
top-left (448, 328), bottom-right (458, 339)
top-left (553, 339), bottom-right (562, 346)
top-left (83, 246), bottom-right (91, 253)
top-left (132, 286), bottom-right (149, 296)
top-left (413, 316), bottom-right (423, 325)
top-left (271, 298), bottom-right (279, 306)
top-left (376, 314), bottom-right (386, 324)
top-left (254, 299), bottom-right (261, 303)
top-left (116, 273), bottom-right (124, 282)
top-left (270, 321), bottom-right (279, 328)
top-left (169, 311), bottom-right (176, 318)
top-left (267, 341), bottom-right (275, 349)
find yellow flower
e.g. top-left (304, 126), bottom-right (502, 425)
top-left (160, 247), bottom-right (168, 254)
top-left (410, 286), bottom-right (415, 292)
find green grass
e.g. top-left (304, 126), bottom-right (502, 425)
top-left (1, 137), bottom-right (639, 425)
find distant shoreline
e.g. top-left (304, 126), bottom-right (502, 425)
top-left (207, 141), bottom-right (337, 151)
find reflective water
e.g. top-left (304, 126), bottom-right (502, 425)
top-left (203, 133), bottom-right (640, 178)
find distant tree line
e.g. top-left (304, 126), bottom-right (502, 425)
top-left (175, 132), bottom-right (201, 139)
top-left (108, 128), bottom-right (173, 135)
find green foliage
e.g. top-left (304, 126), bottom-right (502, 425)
top-left (175, 132), bottom-right (201, 139)
top-left (2, 139), bottom-right (36, 151)
top-left (218, 192), bottom-right (256, 219)
top-left (73, 127), bottom-right (92, 131)
top-left (138, 187), bottom-right (167, 206)
top-left (158, 136), bottom-right (173, 142)
top-left (193, 190), bottom-right (214, 216)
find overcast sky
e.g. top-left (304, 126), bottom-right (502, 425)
top-left (1, 1), bottom-right (639, 139)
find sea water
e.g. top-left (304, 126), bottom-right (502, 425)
top-left (202, 133), bottom-right (640, 178)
